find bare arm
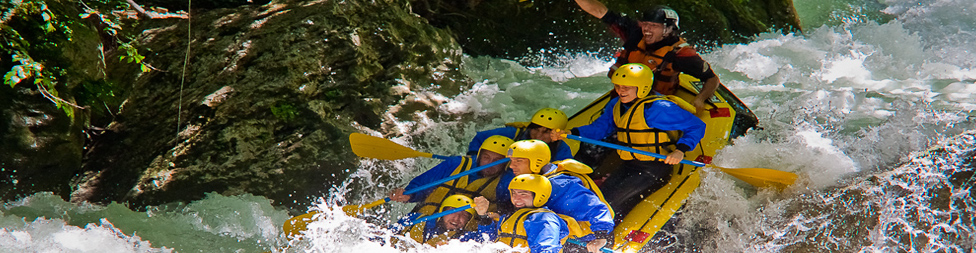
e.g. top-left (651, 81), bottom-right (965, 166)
top-left (693, 76), bottom-right (721, 113)
top-left (574, 0), bottom-right (609, 19)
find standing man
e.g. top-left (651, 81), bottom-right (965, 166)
top-left (573, 0), bottom-right (720, 112)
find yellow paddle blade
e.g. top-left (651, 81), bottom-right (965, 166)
top-left (340, 198), bottom-right (388, 216)
top-left (282, 211), bottom-right (321, 238)
top-left (349, 133), bottom-right (434, 160)
top-left (709, 165), bottom-right (798, 190)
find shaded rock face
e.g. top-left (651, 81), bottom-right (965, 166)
top-left (411, 0), bottom-right (802, 61)
top-left (0, 86), bottom-right (85, 201)
top-left (0, 1), bottom-right (102, 201)
top-left (72, 0), bottom-right (466, 209)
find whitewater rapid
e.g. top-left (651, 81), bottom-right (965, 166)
top-left (2, 0), bottom-right (975, 252)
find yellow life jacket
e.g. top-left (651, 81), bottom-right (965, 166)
top-left (617, 38), bottom-right (691, 95)
top-left (612, 95), bottom-right (694, 161)
top-left (411, 156), bottom-right (475, 216)
top-left (404, 221), bottom-right (460, 246)
top-left (498, 208), bottom-right (587, 251)
top-left (545, 159), bottom-right (614, 220)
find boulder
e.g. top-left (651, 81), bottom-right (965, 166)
top-left (71, 0), bottom-right (466, 209)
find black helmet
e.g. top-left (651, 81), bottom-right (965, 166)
top-left (641, 6), bottom-right (680, 30)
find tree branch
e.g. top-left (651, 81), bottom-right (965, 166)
top-left (124, 0), bottom-right (188, 19)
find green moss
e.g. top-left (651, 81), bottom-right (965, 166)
top-left (270, 103), bottom-right (300, 122)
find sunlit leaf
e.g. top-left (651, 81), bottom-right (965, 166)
top-left (5, 71), bottom-right (20, 87)
top-left (140, 64), bottom-right (150, 72)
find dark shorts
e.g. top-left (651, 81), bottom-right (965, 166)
top-left (598, 159), bottom-right (673, 222)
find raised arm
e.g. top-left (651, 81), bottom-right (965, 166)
top-left (574, 0), bottom-right (609, 19)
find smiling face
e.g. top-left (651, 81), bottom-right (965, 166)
top-left (477, 149), bottom-right (507, 177)
top-left (437, 208), bottom-right (472, 231)
top-left (509, 157), bottom-right (533, 175)
top-left (614, 83), bottom-right (639, 103)
top-left (510, 189), bottom-right (536, 208)
top-left (639, 21), bottom-right (668, 45)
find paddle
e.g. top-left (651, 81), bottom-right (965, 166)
top-left (341, 157), bottom-right (510, 215)
top-left (282, 154), bottom-right (510, 237)
top-left (403, 205), bottom-right (473, 226)
top-left (564, 134), bottom-right (797, 190)
top-left (350, 132), bottom-right (452, 160)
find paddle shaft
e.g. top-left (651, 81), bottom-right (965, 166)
top-left (565, 135), bottom-right (705, 167)
top-left (349, 157), bottom-right (510, 211)
top-left (404, 157), bottom-right (510, 196)
top-left (406, 205), bottom-right (473, 225)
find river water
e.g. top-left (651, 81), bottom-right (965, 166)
top-left (1, 0), bottom-right (974, 252)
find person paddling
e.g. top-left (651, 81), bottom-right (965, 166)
top-left (496, 140), bottom-right (615, 252)
top-left (388, 135), bottom-right (515, 216)
top-left (467, 108), bottom-right (574, 161)
top-left (552, 63), bottom-right (705, 222)
top-left (572, 0), bottom-right (721, 112)
top-left (394, 195), bottom-right (483, 245)
top-left (472, 174), bottom-right (581, 253)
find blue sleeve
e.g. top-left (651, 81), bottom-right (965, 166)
top-left (494, 170), bottom-right (516, 212)
top-left (464, 218), bottom-right (500, 242)
top-left (403, 156), bottom-right (464, 202)
top-left (552, 141), bottom-right (574, 161)
top-left (545, 176), bottom-right (615, 235)
top-left (468, 127), bottom-right (519, 155)
top-left (644, 100), bottom-right (707, 152)
top-left (574, 97), bottom-right (619, 141)
top-left (525, 212), bottom-right (568, 253)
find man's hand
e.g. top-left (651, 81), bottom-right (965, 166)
top-left (693, 96), bottom-right (707, 114)
top-left (473, 196), bottom-right (490, 215)
top-left (550, 129), bottom-right (568, 141)
top-left (664, 150), bottom-right (684, 165)
top-left (586, 239), bottom-right (608, 253)
top-left (388, 188), bottom-right (411, 202)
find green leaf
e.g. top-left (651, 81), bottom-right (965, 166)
top-left (140, 64), bottom-right (150, 72)
top-left (4, 71), bottom-right (19, 87)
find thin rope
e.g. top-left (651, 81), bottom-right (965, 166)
top-left (177, 0), bottom-right (191, 138)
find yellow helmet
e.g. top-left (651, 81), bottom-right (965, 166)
top-left (508, 174), bottom-right (552, 207)
top-left (507, 140), bottom-right (551, 174)
top-left (611, 63), bottom-right (654, 98)
top-left (478, 135), bottom-right (515, 158)
top-left (530, 108), bottom-right (568, 130)
top-left (439, 195), bottom-right (476, 215)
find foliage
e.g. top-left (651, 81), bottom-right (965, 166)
top-left (1, 0), bottom-right (150, 120)
top-left (271, 103), bottom-right (300, 122)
